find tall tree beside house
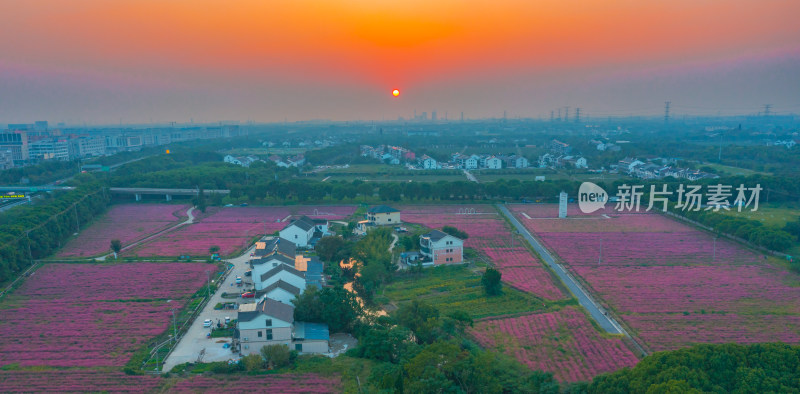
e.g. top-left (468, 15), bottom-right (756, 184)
top-left (208, 245), bottom-right (220, 255)
top-left (110, 239), bottom-right (122, 259)
top-left (481, 268), bottom-right (502, 296)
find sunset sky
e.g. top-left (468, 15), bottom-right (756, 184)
top-left (1, 0), bottom-right (799, 124)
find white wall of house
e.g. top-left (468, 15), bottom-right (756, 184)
top-left (292, 340), bottom-right (329, 354)
top-left (515, 157), bottom-right (529, 168)
top-left (575, 157), bottom-right (588, 169)
top-left (486, 157), bottom-right (502, 169)
top-left (422, 158), bottom-right (437, 169)
top-left (279, 226), bottom-right (313, 247)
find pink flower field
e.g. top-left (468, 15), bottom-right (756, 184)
top-left (0, 262), bottom-right (211, 367)
top-left (169, 374), bottom-right (341, 393)
top-left (0, 371), bottom-right (162, 393)
top-left (469, 307), bottom-right (639, 382)
top-left (511, 204), bottom-right (800, 351)
top-left (399, 205), bottom-right (564, 300)
top-left (0, 370), bottom-right (341, 393)
top-left (125, 205), bottom-right (356, 257)
top-left (57, 204), bottom-right (188, 257)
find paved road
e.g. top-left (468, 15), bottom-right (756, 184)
top-left (496, 204), bottom-right (626, 335)
top-left (463, 170), bottom-right (478, 183)
top-left (162, 243), bottom-right (256, 372)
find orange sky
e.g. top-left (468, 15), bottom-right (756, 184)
top-left (1, 0), bottom-right (799, 122)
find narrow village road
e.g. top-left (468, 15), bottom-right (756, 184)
top-left (463, 170), bottom-right (479, 183)
top-left (496, 204), bottom-right (624, 334)
top-left (162, 243), bottom-right (255, 371)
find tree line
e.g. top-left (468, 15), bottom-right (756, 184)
top-left (0, 182), bottom-right (110, 283)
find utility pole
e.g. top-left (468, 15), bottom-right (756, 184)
top-left (712, 237), bottom-right (717, 262)
top-left (664, 101), bottom-right (671, 123)
top-left (170, 308), bottom-right (178, 343)
top-left (206, 271), bottom-right (211, 300)
top-left (598, 239), bottom-right (603, 265)
top-left (575, 108), bottom-right (581, 123)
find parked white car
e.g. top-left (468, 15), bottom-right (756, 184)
top-left (203, 319), bottom-right (212, 328)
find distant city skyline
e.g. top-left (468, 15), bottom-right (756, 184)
top-left (1, 0), bottom-right (799, 124)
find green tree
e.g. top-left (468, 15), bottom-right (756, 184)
top-left (441, 225), bottom-right (469, 240)
top-left (315, 235), bottom-right (347, 262)
top-left (481, 267), bottom-right (502, 296)
top-left (208, 245), bottom-right (220, 255)
top-left (395, 300), bottom-right (440, 344)
top-left (110, 239), bottom-right (122, 258)
top-left (242, 354), bottom-right (263, 371)
top-left (260, 344), bottom-right (295, 369)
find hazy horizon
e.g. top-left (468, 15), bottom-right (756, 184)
top-left (2, 0), bottom-right (799, 124)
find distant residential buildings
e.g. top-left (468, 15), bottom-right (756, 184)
top-left (0, 122), bottom-right (252, 168)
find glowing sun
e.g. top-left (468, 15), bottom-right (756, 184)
top-left (392, 89), bottom-right (400, 97)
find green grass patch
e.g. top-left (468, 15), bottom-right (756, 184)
top-left (383, 265), bottom-right (558, 319)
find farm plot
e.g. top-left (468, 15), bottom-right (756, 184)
top-left (469, 307), bottom-right (639, 382)
top-left (399, 205), bottom-right (564, 301)
top-left (169, 374), bottom-right (341, 393)
top-left (383, 265), bottom-right (555, 319)
top-left (57, 204), bottom-right (188, 257)
top-left (0, 371), bottom-right (161, 393)
top-left (125, 205), bottom-right (356, 257)
top-left (511, 204), bottom-right (800, 350)
top-left (0, 262), bottom-right (211, 367)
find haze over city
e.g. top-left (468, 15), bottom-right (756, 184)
top-left (2, 0), bottom-right (799, 124)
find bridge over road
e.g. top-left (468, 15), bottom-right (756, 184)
top-left (109, 188), bottom-right (230, 201)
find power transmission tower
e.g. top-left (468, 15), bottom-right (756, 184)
top-left (664, 101), bottom-right (671, 123)
top-left (557, 108), bottom-right (561, 121)
top-left (763, 104), bottom-right (772, 117)
top-left (565, 106), bottom-right (570, 122)
top-left (550, 111), bottom-right (554, 122)
top-left (575, 108), bottom-right (581, 123)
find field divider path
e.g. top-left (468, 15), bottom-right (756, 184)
top-left (497, 204), bottom-right (646, 355)
top-left (97, 207), bottom-right (196, 261)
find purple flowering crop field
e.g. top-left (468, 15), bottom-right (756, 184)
top-left (511, 204), bottom-right (800, 350)
top-left (168, 374), bottom-right (342, 393)
top-left (0, 371), bottom-right (163, 393)
top-left (0, 263), bottom-right (210, 367)
top-left (125, 205), bottom-right (356, 257)
top-left (57, 204), bottom-right (188, 257)
top-left (469, 307), bottom-right (639, 382)
top-left (399, 205), bottom-right (564, 300)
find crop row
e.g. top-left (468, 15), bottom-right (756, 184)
top-left (58, 204), bottom-right (188, 257)
top-left (469, 307), bottom-right (638, 382)
top-left (0, 263), bottom-right (211, 367)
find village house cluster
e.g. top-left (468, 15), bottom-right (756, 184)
top-left (359, 145), bottom-right (531, 170)
top-left (614, 157), bottom-right (719, 181)
top-left (234, 206), bottom-right (467, 356)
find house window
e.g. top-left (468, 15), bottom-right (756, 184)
top-left (258, 331), bottom-right (262, 338)
top-left (265, 319), bottom-right (272, 327)
top-left (295, 344), bottom-right (302, 351)
top-left (266, 329), bottom-right (273, 340)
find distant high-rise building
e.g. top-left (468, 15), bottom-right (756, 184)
top-left (421, 112), bottom-right (427, 121)
top-left (432, 111), bottom-right (437, 121)
top-left (34, 121), bottom-right (48, 131)
top-left (0, 131), bottom-right (29, 163)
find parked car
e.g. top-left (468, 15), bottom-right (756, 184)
top-left (224, 316), bottom-right (231, 324)
top-left (241, 292), bottom-right (254, 298)
top-left (235, 276), bottom-right (242, 284)
top-left (244, 270), bottom-right (252, 277)
top-left (203, 319), bottom-right (212, 327)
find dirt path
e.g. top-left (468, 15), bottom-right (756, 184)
top-left (98, 206), bottom-right (196, 261)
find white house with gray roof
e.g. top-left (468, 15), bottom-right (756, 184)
top-left (236, 298), bottom-right (330, 355)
